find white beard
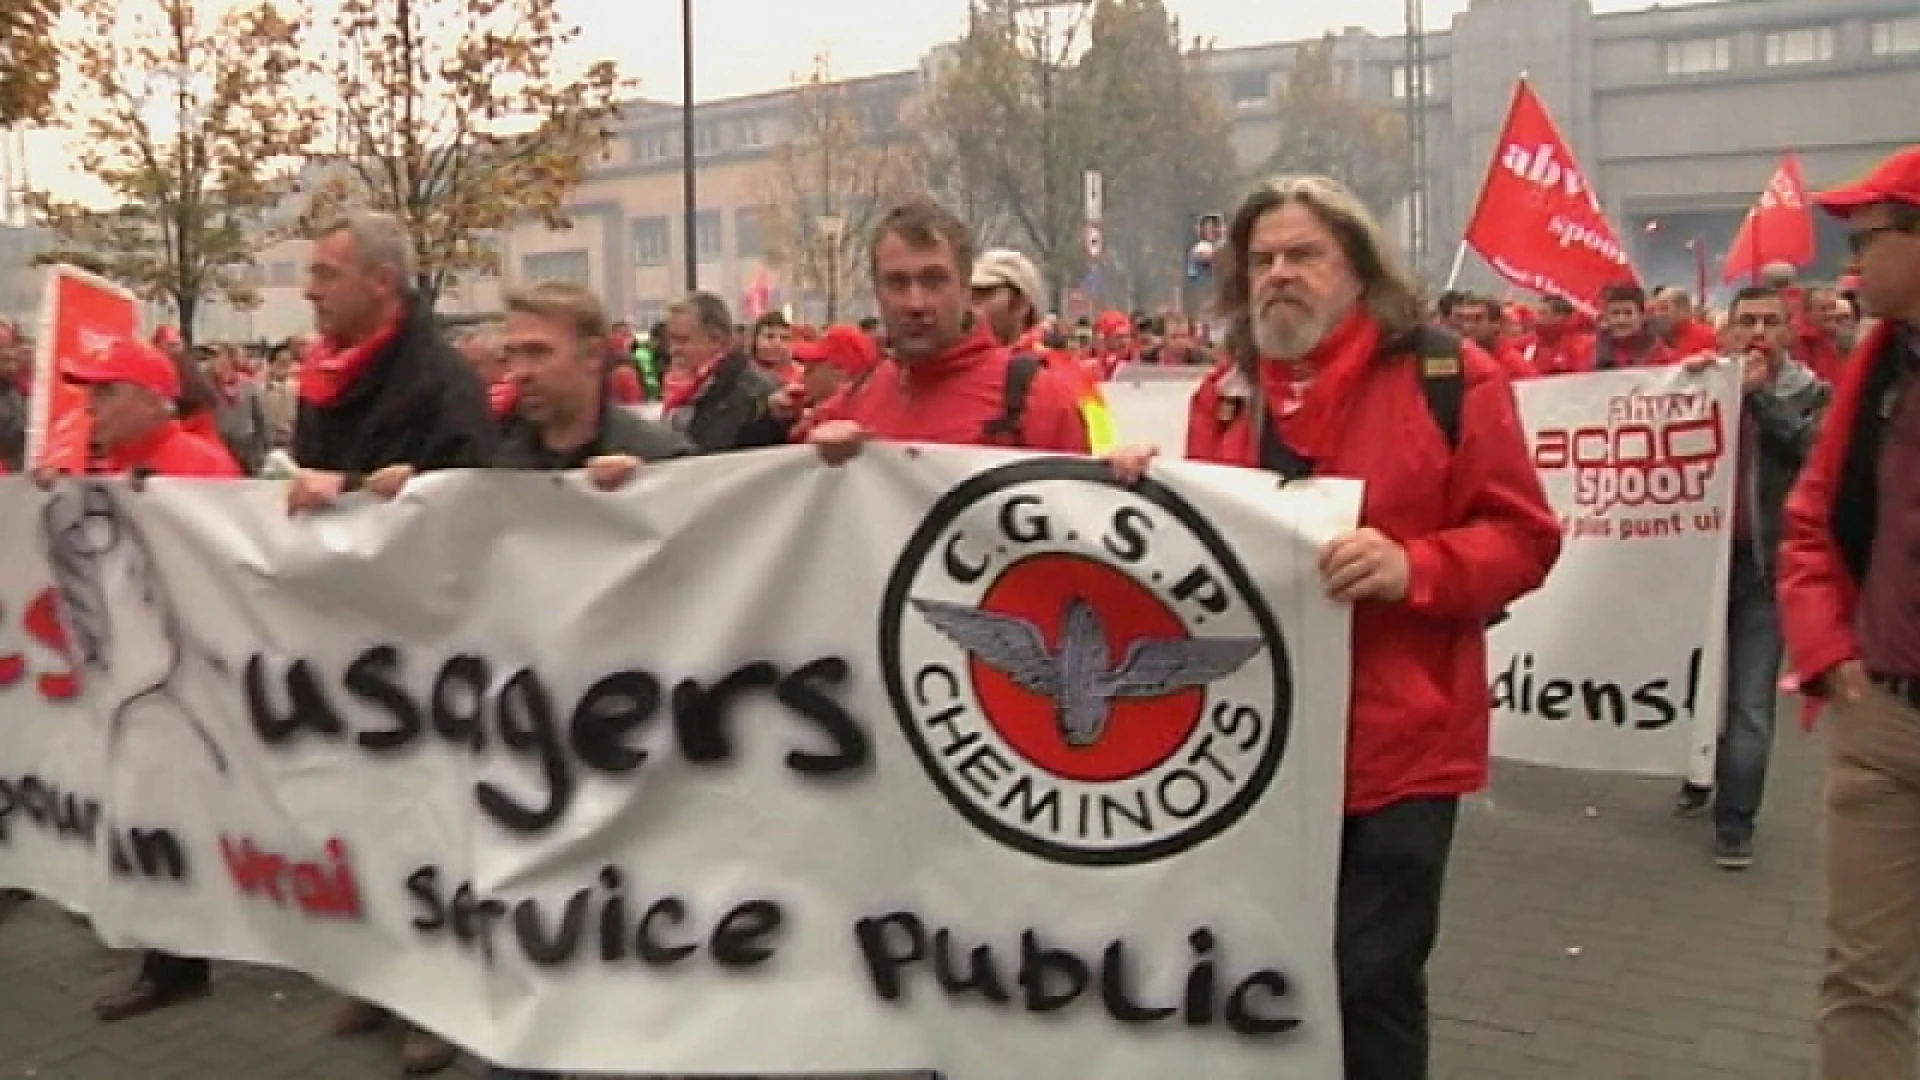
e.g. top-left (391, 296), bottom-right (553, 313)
top-left (1254, 302), bottom-right (1335, 360)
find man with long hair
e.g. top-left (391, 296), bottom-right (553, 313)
top-left (1112, 174), bottom-right (1562, 1080)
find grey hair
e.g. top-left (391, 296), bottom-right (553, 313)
top-left (1216, 174), bottom-right (1424, 369)
top-left (316, 211), bottom-right (416, 291)
top-left (667, 290), bottom-right (734, 340)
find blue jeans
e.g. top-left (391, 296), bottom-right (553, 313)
top-left (1714, 556), bottom-right (1783, 840)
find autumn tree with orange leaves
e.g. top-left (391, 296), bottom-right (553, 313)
top-left (301, 0), bottom-right (623, 307)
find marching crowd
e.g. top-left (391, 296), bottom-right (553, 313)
top-left (0, 141), bottom-right (1914, 1080)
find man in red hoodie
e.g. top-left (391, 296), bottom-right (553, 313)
top-left (1113, 175), bottom-right (1561, 1080)
top-left (1651, 286), bottom-right (1721, 358)
top-left (53, 336), bottom-right (238, 1024)
top-left (807, 199), bottom-right (1089, 460)
top-left (1776, 144), bottom-right (1920, 1080)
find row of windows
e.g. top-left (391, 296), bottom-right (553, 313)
top-left (631, 208), bottom-right (765, 266)
top-left (1665, 17), bottom-right (1920, 76)
top-left (628, 98), bottom-right (905, 166)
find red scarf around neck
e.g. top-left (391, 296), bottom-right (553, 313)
top-left (300, 317), bottom-right (402, 406)
top-left (1253, 307), bottom-right (1382, 465)
top-left (660, 354), bottom-right (723, 414)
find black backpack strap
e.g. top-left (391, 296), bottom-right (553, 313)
top-left (983, 352), bottom-right (1044, 446)
top-left (1409, 325), bottom-right (1467, 452)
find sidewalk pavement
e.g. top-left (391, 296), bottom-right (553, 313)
top-left (0, 722), bottom-right (1827, 1079)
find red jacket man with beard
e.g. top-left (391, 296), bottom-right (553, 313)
top-left (1112, 175), bottom-right (1560, 1080)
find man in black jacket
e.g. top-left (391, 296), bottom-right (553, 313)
top-left (284, 210), bottom-right (494, 1074)
top-left (287, 211), bottom-right (497, 514)
top-left (361, 284), bottom-right (691, 1080)
top-left (658, 290), bottom-right (782, 453)
top-left (367, 281), bottom-right (692, 497)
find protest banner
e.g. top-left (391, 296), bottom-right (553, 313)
top-left (0, 446), bottom-right (1357, 1078)
top-left (27, 265), bottom-right (140, 474)
top-left (1092, 362), bottom-right (1738, 779)
top-left (1105, 364), bottom-right (1208, 459)
top-left (1489, 365), bottom-right (1738, 780)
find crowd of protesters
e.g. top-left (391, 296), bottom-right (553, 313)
top-left (0, 140), bottom-right (1913, 1080)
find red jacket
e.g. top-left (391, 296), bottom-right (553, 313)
top-left (101, 420), bottom-right (242, 477)
top-left (1483, 337), bottom-right (1536, 381)
top-left (1664, 319), bottom-right (1720, 358)
top-left (1186, 336), bottom-right (1562, 814)
top-left (1793, 325), bottom-right (1843, 384)
top-left (1777, 320), bottom-right (1901, 709)
top-left (1519, 324), bottom-right (1594, 376)
top-left (812, 324), bottom-right (1090, 452)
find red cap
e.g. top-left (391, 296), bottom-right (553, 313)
top-left (64, 338), bottom-right (181, 400)
top-left (798, 325), bottom-right (879, 378)
top-left (1814, 145), bottom-right (1920, 219)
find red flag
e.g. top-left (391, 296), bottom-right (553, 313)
top-left (1463, 80), bottom-right (1638, 313)
top-left (1722, 154), bottom-right (1815, 284)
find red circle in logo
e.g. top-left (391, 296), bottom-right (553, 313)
top-left (970, 553), bottom-right (1203, 783)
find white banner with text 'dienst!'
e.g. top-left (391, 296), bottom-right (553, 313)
top-left (1490, 365), bottom-right (1738, 779)
top-left (0, 448), bottom-right (1357, 1079)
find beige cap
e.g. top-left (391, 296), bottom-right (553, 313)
top-left (971, 249), bottom-right (1047, 313)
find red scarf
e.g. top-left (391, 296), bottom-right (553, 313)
top-left (299, 318), bottom-right (401, 406)
top-left (660, 355), bottom-right (722, 414)
top-left (1254, 308), bottom-right (1382, 465)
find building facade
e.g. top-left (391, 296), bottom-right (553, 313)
top-left (67, 0), bottom-right (1919, 342)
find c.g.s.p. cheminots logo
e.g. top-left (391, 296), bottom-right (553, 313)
top-left (879, 459), bottom-right (1290, 868)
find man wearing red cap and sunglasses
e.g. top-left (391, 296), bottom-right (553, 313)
top-left (53, 336), bottom-right (238, 1023)
top-left (61, 337), bottom-right (241, 481)
top-left (1777, 144), bottom-right (1920, 1080)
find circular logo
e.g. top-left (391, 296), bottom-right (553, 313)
top-left (879, 459), bottom-right (1291, 867)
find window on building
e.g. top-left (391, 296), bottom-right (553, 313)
top-left (694, 122), bottom-right (723, 157)
top-left (695, 210), bottom-right (724, 263)
top-left (735, 207), bottom-right (765, 260)
top-left (1224, 70), bottom-right (1269, 108)
top-left (736, 117), bottom-right (764, 148)
top-left (1872, 15), bottom-right (1920, 56)
top-left (1664, 36), bottom-right (1732, 76)
top-left (1391, 62), bottom-right (1437, 99)
top-left (633, 300), bottom-right (667, 330)
top-left (1763, 27), bottom-right (1834, 66)
top-left (521, 250), bottom-right (590, 287)
top-left (633, 130), bottom-right (681, 164)
top-left (633, 217), bottom-right (670, 266)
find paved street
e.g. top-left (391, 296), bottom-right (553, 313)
top-left (0, 721), bottom-right (1827, 1079)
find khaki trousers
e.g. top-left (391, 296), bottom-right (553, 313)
top-left (1820, 685), bottom-right (1920, 1079)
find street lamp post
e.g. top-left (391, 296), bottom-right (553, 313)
top-left (816, 213), bottom-right (844, 323)
top-left (679, 0), bottom-right (698, 293)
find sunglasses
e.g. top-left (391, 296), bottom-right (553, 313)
top-left (1848, 224), bottom-right (1916, 257)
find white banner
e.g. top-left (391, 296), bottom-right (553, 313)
top-left (1100, 363), bottom-right (1737, 778)
top-left (1489, 366), bottom-right (1737, 778)
top-left (1106, 367), bottom-right (1208, 460)
top-left (0, 447), bottom-right (1358, 1078)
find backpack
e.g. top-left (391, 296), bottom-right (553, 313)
top-left (980, 353), bottom-right (1043, 447)
top-left (1410, 325), bottom-right (1467, 452)
top-left (1256, 325), bottom-right (1508, 625)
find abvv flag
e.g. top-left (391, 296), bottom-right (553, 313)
top-left (1722, 154), bottom-right (1815, 283)
top-left (1464, 79), bottom-right (1638, 311)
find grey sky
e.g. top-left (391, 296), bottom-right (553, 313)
top-left (578, 0), bottom-right (1670, 100)
top-left (19, 0), bottom-right (1686, 203)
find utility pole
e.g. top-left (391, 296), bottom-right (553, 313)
top-left (1403, 0), bottom-right (1431, 277)
top-left (680, 0), bottom-right (698, 292)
